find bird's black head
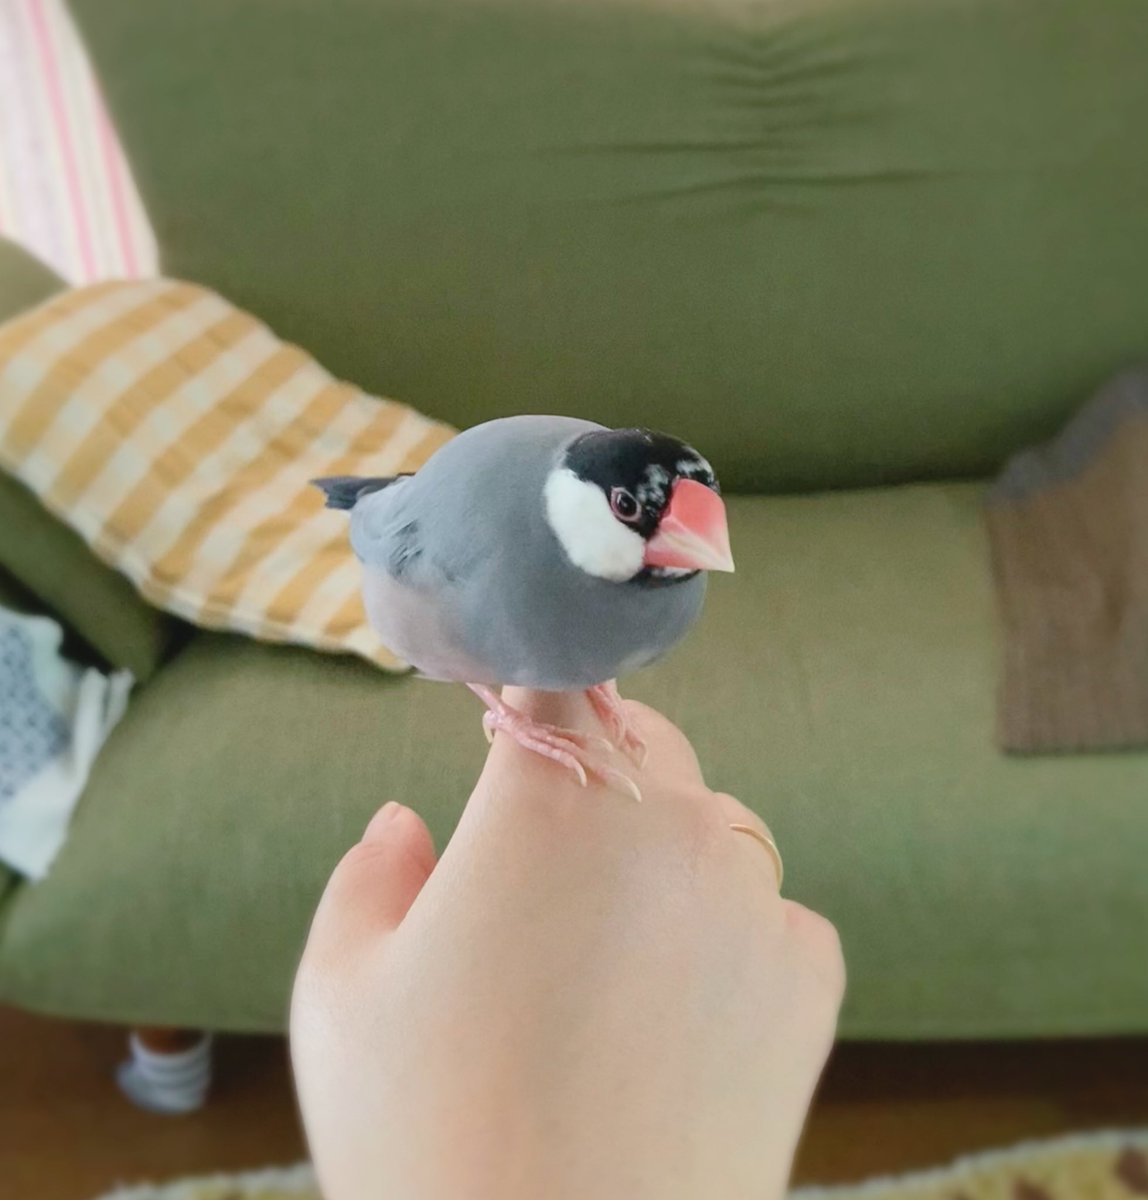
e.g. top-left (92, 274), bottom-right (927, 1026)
top-left (543, 427), bottom-right (734, 583)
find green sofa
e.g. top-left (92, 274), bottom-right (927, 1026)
top-left (1, 0), bottom-right (1146, 1039)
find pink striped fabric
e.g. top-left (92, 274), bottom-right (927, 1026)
top-left (0, 0), bottom-right (156, 284)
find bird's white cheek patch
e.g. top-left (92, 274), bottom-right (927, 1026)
top-left (544, 468), bottom-right (645, 582)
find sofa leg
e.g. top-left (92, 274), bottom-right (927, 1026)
top-left (116, 1026), bottom-right (213, 1114)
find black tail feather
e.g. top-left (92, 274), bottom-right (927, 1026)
top-left (311, 474), bottom-right (411, 510)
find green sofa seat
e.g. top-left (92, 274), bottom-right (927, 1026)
top-left (2, 483), bottom-right (1143, 1037)
top-left (0, 239), bottom-right (179, 681)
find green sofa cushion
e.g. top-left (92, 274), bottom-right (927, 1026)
top-left (0, 240), bottom-right (178, 680)
top-left (70, 0), bottom-right (1148, 492)
top-left (2, 484), bottom-right (1144, 1036)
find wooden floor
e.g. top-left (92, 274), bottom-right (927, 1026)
top-left (3, 1004), bottom-right (1147, 1199)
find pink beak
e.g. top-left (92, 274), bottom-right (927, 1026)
top-left (643, 479), bottom-right (735, 574)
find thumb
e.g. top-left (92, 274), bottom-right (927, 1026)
top-left (305, 802), bottom-right (438, 962)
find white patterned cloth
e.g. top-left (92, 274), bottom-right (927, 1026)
top-left (0, 605), bottom-right (131, 879)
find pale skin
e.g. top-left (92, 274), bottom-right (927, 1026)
top-left (291, 688), bottom-right (845, 1200)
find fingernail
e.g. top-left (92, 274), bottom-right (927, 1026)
top-left (363, 802), bottom-right (403, 841)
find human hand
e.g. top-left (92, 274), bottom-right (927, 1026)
top-left (291, 689), bottom-right (844, 1200)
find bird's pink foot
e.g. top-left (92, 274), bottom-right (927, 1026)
top-left (586, 681), bottom-right (648, 767)
top-left (469, 685), bottom-right (642, 801)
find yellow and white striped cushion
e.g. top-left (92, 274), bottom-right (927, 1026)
top-left (0, 279), bottom-right (455, 670)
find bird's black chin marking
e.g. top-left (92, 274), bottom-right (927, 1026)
top-left (630, 566), bottom-right (700, 588)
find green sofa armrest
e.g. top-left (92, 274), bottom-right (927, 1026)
top-left (0, 472), bottom-right (177, 681)
top-left (0, 237), bottom-right (64, 324)
top-left (0, 239), bottom-right (178, 681)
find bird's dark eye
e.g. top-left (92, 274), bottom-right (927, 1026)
top-left (610, 487), bottom-right (640, 523)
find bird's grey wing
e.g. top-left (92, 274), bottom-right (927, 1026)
top-left (348, 477), bottom-right (481, 590)
top-left (349, 476), bottom-right (498, 680)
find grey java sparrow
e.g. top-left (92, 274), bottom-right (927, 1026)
top-left (314, 415), bottom-right (734, 799)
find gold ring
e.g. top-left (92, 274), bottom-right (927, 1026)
top-left (729, 824), bottom-right (784, 890)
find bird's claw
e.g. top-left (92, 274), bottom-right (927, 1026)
top-left (475, 698), bottom-right (640, 800)
top-left (586, 682), bottom-right (649, 767)
top-left (482, 710), bottom-right (609, 758)
top-left (598, 765), bottom-right (642, 803)
top-left (620, 730), bottom-right (648, 770)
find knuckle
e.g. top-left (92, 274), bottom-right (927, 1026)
top-left (332, 838), bottom-right (389, 883)
top-left (784, 902), bottom-right (847, 998)
top-left (681, 789), bottom-right (723, 848)
top-left (290, 956), bottom-right (321, 1025)
top-left (326, 840), bottom-right (386, 897)
top-left (291, 941), bottom-right (336, 1025)
top-left (712, 792), bottom-right (770, 837)
top-left (622, 701), bottom-right (692, 756)
top-left (655, 785), bottom-right (728, 870)
top-left (291, 947), bottom-right (362, 1043)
